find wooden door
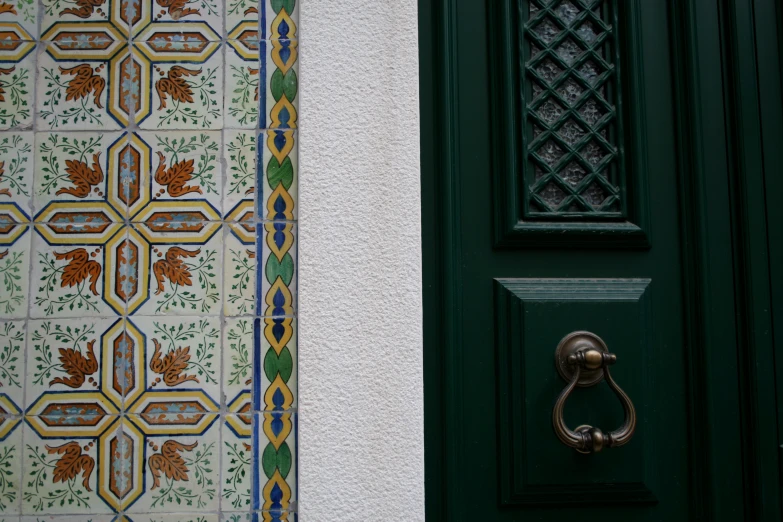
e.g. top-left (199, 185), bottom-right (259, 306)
top-left (421, 0), bottom-right (783, 520)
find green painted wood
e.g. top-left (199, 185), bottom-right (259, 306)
top-left (495, 278), bottom-right (655, 506)
top-left (422, 0), bottom-right (782, 519)
top-left (489, 0), bottom-right (651, 248)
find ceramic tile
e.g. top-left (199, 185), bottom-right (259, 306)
top-left (12, 0), bottom-right (295, 513)
top-left (258, 513), bottom-right (295, 522)
top-left (127, 515), bottom-right (219, 522)
top-left (127, 223), bottom-right (223, 316)
top-left (132, 131), bottom-right (223, 216)
top-left (21, 515), bottom-right (116, 522)
top-left (255, 412), bottom-right (295, 513)
top-left (227, 0), bottom-right (261, 39)
top-left (135, 42), bottom-right (224, 130)
top-left (266, 0), bottom-right (298, 41)
top-left (225, 42), bottom-right (261, 130)
top-left (223, 130), bottom-right (256, 220)
top-left (122, 316), bottom-right (221, 412)
top-left (0, 133), bottom-right (33, 213)
top-left (259, 222), bottom-right (296, 317)
top-left (222, 318), bottom-right (253, 413)
top-left (221, 415), bottom-right (252, 512)
top-left (36, 44), bottom-right (133, 130)
top-left (0, 227), bottom-right (30, 319)
top-left (24, 318), bottom-right (125, 414)
top-left (265, 41), bottom-right (297, 131)
top-left (0, 322), bottom-right (24, 407)
top-left (0, 417), bottom-right (23, 515)
top-left (22, 419), bottom-right (121, 514)
top-left (41, 0), bottom-right (130, 38)
top-left (0, 0), bottom-right (37, 40)
top-left (260, 130), bottom-right (296, 221)
top-left (224, 225), bottom-right (256, 316)
top-left (0, 53), bottom-right (34, 130)
top-left (131, 0), bottom-right (223, 39)
top-left (33, 132), bottom-right (129, 221)
top-left (30, 226), bottom-right (125, 318)
top-left (257, 318), bottom-right (295, 412)
top-left (122, 413), bottom-right (220, 514)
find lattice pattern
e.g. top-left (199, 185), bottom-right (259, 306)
top-left (524, 0), bottom-right (623, 216)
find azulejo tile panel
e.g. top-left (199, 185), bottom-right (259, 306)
top-left (0, 0), bottom-right (299, 519)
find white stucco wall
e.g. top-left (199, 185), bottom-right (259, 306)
top-left (298, 1), bottom-right (424, 520)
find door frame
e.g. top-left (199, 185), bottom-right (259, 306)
top-left (419, 0), bottom-right (782, 519)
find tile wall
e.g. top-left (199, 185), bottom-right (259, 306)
top-left (0, 0), bottom-right (298, 520)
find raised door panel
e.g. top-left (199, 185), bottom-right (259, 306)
top-left (495, 278), bottom-right (653, 506)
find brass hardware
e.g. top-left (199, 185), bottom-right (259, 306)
top-left (552, 331), bottom-right (636, 454)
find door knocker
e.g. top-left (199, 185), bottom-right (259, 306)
top-left (552, 331), bottom-right (637, 454)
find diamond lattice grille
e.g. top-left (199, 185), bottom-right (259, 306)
top-left (525, 0), bottom-right (623, 215)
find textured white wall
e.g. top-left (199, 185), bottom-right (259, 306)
top-left (297, 0), bottom-right (424, 520)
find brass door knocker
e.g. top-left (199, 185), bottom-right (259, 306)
top-left (552, 331), bottom-right (636, 454)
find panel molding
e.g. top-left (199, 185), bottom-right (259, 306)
top-left (495, 278), bottom-right (655, 506)
top-left (488, 0), bottom-right (651, 248)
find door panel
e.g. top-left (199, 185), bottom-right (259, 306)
top-left (496, 279), bottom-right (654, 505)
top-left (419, 0), bottom-right (768, 519)
top-left (454, 0), bottom-right (692, 517)
top-left (491, 0), bottom-right (651, 247)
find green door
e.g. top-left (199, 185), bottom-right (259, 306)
top-left (421, 0), bottom-right (783, 520)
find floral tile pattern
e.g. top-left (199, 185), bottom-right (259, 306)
top-left (0, 0), bottom-right (37, 40)
top-left (0, 0), bottom-right (298, 519)
top-left (33, 132), bottom-right (129, 220)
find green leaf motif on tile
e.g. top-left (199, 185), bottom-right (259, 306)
top-left (0, 445), bottom-right (16, 511)
top-left (227, 319), bottom-right (253, 386)
top-left (266, 253), bottom-right (294, 287)
top-left (223, 441), bottom-right (251, 509)
top-left (267, 157), bottom-right (293, 190)
top-left (271, 0), bottom-right (295, 14)
top-left (0, 250), bottom-right (24, 316)
top-left (262, 441), bottom-right (292, 479)
top-left (0, 68), bottom-right (30, 128)
top-left (0, 135), bottom-right (31, 197)
top-left (228, 249), bottom-right (255, 315)
top-left (0, 322), bottom-right (22, 389)
top-left (270, 69), bottom-right (297, 103)
top-left (264, 346), bottom-right (293, 382)
top-left (226, 132), bottom-right (256, 197)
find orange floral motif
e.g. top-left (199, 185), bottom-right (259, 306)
top-left (154, 152), bottom-right (202, 197)
top-left (155, 66), bottom-right (201, 109)
top-left (0, 250), bottom-right (6, 260)
top-left (0, 66), bottom-right (15, 104)
top-left (0, 3), bottom-right (16, 14)
top-left (148, 440), bottom-right (198, 489)
top-left (56, 153), bottom-right (104, 198)
top-left (46, 441), bottom-right (95, 492)
top-left (54, 247), bottom-right (102, 296)
top-left (50, 340), bottom-right (98, 388)
top-left (60, 0), bottom-right (105, 18)
top-left (149, 338), bottom-right (199, 386)
top-left (0, 161), bottom-right (9, 197)
top-left (246, 249), bottom-right (255, 259)
top-left (244, 6), bottom-right (258, 15)
top-left (153, 246), bottom-right (200, 294)
top-left (156, 0), bottom-right (200, 19)
top-left (60, 64), bottom-right (106, 108)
